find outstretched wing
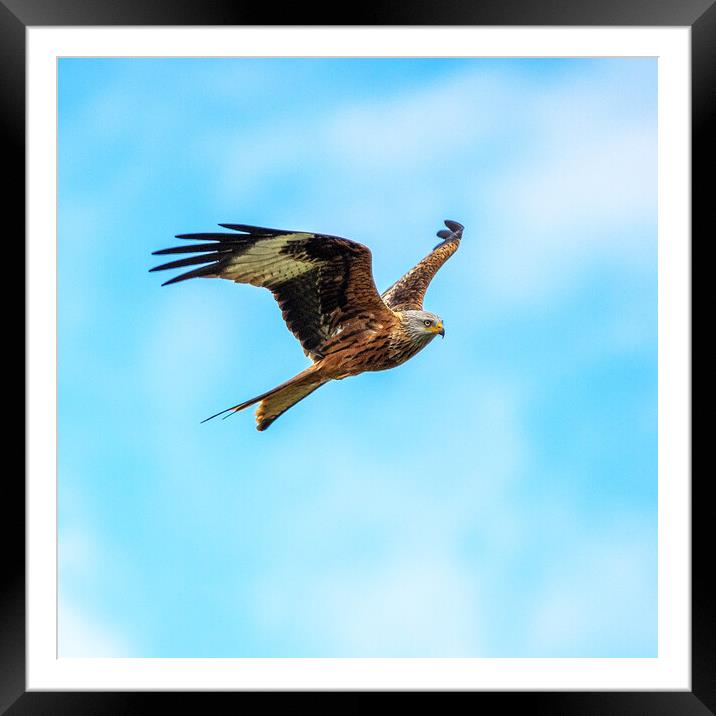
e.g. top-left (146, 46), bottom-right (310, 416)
top-left (151, 223), bottom-right (393, 360)
top-left (381, 220), bottom-right (463, 312)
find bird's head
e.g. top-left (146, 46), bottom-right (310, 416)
top-left (402, 310), bottom-right (445, 342)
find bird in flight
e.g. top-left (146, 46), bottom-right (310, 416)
top-left (151, 219), bottom-right (463, 430)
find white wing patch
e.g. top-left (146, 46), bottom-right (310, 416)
top-left (222, 234), bottom-right (316, 285)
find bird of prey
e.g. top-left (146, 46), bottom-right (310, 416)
top-left (151, 219), bottom-right (463, 430)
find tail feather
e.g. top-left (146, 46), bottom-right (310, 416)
top-left (202, 368), bottom-right (329, 431)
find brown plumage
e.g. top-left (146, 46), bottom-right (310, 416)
top-left (151, 220), bottom-right (463, 430)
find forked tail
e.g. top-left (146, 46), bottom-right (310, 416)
top-left (202, 367), bottom-right (329, 431)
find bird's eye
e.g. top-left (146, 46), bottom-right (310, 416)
top-left (423, 319), bottom-right (432, 326)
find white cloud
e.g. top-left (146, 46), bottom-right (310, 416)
top-left (139, 285), bottom-right (259, 418)
top-left (501, 125), bottom-right (656, 237)
top-left (476, 68), bottom-right (656, 307)
top-left (243, 376), bottom-right (528, 656)
top-left (201, 60), bottom-right (655, 312)
top-left (253, 553), bottom-right (485, 657)
top-left (58, 482), bottom-right (139, 658)
top-left (526, 518), bottom-right (656, 656)
top-left (323, 70), bottom-right (505, 168)
top-left (210, 66), bottom-right (501, 182)
top-left (59, 528), bottom-right (98, 576)
top-left (59, 597), bottom-right (133, 657)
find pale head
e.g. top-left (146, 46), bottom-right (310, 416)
top-left (401, 309), bottom-right (445, 343)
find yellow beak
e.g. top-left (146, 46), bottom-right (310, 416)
top-left (432, 322), bottom-right (445, 337)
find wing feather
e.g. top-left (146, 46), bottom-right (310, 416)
top-left (151, 224), bottom-right (394, 359)
top-left (380, 220), bottom-right (463, 311)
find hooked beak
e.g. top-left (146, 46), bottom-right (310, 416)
top-left (436, 322), bottom-right (445, 338)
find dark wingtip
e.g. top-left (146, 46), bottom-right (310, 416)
top-left (443, 219), bottom-right (464, 235)
top-left (200, 405), bottom-right (239, 423)
top-left (434, 219), bottom-right (464, 248)
top-left (218, 223), bottom-right (280, 235)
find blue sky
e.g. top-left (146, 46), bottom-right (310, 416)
top-left (58, 57), bottom-right (657, 658)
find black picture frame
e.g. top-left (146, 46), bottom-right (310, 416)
top-left (6, 0), bottom-right (703, 711)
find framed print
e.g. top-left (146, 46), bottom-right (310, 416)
top-left (9, 0), bottom-right (704, 711)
